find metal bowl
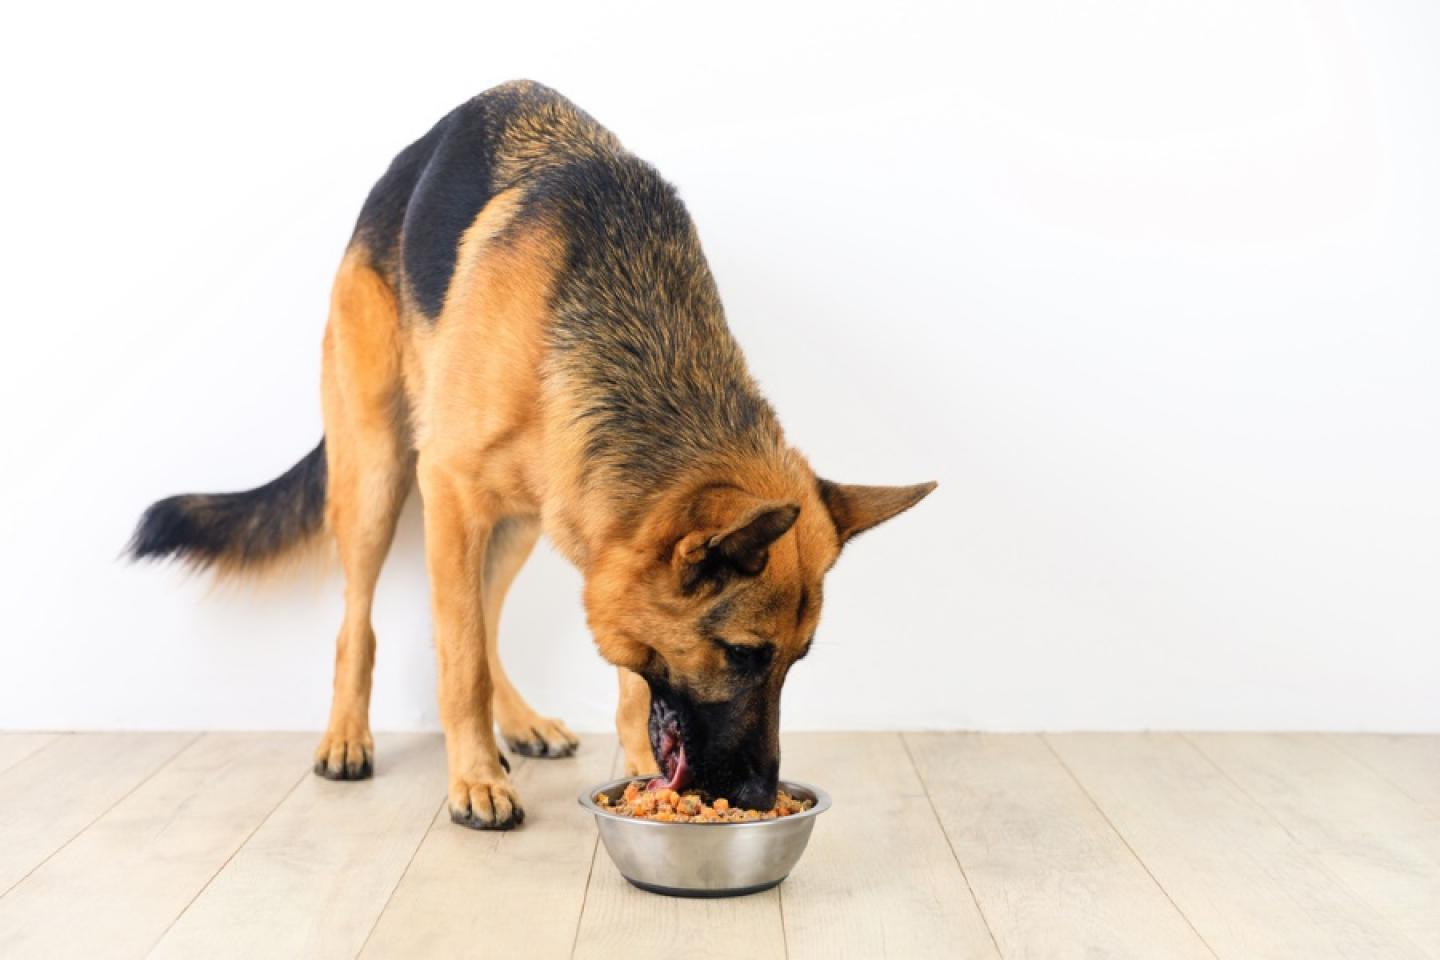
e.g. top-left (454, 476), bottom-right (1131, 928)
top-left (579, 777), bottom-right (831, 897)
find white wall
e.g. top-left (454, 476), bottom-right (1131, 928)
top-left (2, 0), bottom-right (1436, 733)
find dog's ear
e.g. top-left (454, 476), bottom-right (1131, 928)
top-left (673, 496), bottom-right (800, 591)
top-left (818, 479), bottom-right (937, 546)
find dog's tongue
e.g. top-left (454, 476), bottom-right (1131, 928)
top-left (647, 724), bottom-right (691, 792)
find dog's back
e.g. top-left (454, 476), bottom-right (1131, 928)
top-left (352, 80), bottom-right (783, 519)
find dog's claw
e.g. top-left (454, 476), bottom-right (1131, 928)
top-left (449, 777), bottom-right (524, 830)
top-left (450, 804), bottom-right (525, 830)
top-left (313, 735), bottom-right (374, 780)
top-left (314, 757), bottom-right (373, 780)
top-left (502, 717), bottom-right (580, 758)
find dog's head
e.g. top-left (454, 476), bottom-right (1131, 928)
top-left (585, 457), bottom-right (935, 808)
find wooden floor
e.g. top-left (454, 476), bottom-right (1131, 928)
top-left (0, 733), bottom-right (1435, 959)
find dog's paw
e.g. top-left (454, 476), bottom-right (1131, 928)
top-left (501, 716), bottom-right (579, 758)
top-left (313, 732), bottom-right (374, 781)
top-left (449, 775), bottom-right (524, 830)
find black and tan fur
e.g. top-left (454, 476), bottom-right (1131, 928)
top-left (132, 81), bottom-right (935, 828)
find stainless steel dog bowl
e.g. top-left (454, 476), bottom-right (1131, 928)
top-left (580, 777), bottom-right (831, 897)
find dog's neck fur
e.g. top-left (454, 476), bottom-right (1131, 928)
top-left (534, 151), bottom-right (798, 567)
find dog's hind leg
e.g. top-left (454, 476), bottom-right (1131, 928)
top-left (482, 516), bottom-right (580, 758)
top-left (313, 253), bottom-right (411, 780)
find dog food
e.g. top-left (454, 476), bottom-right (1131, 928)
top-left (596, 780), bottom-right (813, 822)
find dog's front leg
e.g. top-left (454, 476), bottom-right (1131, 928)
top-left (419, 456), bottom-right (522, 829)
top-left (617, 668), bottom-right (660, 777)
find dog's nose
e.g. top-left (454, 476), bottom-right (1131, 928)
top-left (729, 777), bottom-right (778, 811)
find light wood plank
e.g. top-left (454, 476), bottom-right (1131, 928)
top-left (0, 732), bottom-right (310, 960)
top-left (0, 732), bottom-right (196, 894)
top-left (148, 732), bottom-right (447, 960)
top-left (1050, 733), bottom-right (1426, 960)
top-left (570, 747), bottom-right (787, 960)
top-left (1189, 733), bottom-right (1440, 958)
top-left (0, 734), bottom-right (61, 775)
top-left (1328, 735), bottom-right (1440, 810)
top-left (360, 735), bottom-right (615, 959)
top-left (779, 732), bottom-right (998, 959)
top-left (907, 732), bottom-right (1213, 960)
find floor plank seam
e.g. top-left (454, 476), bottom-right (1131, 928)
top-left (1039, 734), bottom-right (1222, 960)
top-left (354, 794), bottom-right (452, 959)
top-left (898, 732), bottom-right (1005, 960)
top-left (778, 881), bottom-right (790, 960)
top-left (569, 742), bottom-right (618, 960)
top-left (0, 733), bottom-right (63, 778)
top-left (567, 834), bottom-right (602, 960)
top-left (140, 755), bottom-right (309, 956)
top-left (1176, 735), bottom-right (1321, 854)
top-left (1320, 735), bottom-right (1429, 808)
top-left (0, 731), bottom-right (204, 902)
top-left (1176, 733), bottom-right (1435, 960)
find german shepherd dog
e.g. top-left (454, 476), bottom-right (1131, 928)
top-left (131, 81), bottom-right (935, 829)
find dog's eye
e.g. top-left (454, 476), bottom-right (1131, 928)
top-left (715, 639), bottom-right (774, 675)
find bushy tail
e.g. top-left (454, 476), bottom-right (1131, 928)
top-left (128, 440), bottom-right (328, 574)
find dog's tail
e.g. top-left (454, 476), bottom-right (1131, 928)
top-left (127, 439), bottom-right (329, 575)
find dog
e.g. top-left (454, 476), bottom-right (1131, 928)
top-left (130, 80), bottom-right (935, 829)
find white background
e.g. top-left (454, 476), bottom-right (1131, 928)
top-left (2, 0), bottom-right (1436, 734)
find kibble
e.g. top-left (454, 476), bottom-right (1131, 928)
top-left (595, 781), bottom-right (813, 822)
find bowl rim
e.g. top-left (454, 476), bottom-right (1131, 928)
top-left (579, 776), bottom-right (832, 827)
